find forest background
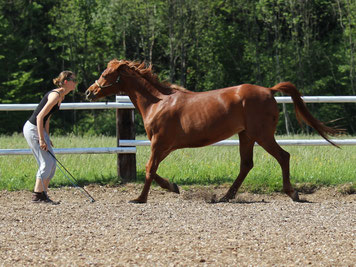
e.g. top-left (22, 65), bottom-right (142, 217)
top-left (0, 0), bottom-right (355, 136)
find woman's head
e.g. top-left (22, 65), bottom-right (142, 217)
top-left (53, 71), bottom-right (76, 87)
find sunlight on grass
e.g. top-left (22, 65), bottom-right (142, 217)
top-left (0, 134), bottom-right (355, 192)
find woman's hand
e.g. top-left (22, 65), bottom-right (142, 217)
top-left (39, 139), bottom-right (48, 151)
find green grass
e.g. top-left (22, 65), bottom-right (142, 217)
top-left (0, 133), bottom-right (355, 193)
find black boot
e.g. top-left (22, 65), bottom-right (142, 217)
top-left (32, 192), bottom-right (44, 202)
top-left (32, 192), bottom-right (55, 203)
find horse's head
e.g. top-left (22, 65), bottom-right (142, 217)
top-left (85, 59), bottom-right (125, 101)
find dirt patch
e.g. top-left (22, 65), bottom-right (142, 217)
top-left (0, 184), bottom-right (355, 266)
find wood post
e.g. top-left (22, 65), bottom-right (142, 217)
top-left (116, 102), bottom-right (136, 182)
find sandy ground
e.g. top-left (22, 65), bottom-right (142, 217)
top-left (0, 184), bottom-right (355, 266)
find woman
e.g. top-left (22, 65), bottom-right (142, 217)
top-left (23, 71), bottom-right (77, 203)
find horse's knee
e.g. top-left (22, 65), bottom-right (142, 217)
top-left (145, 174), bottom-right (154, 182)
top-left (282, 150), bottom-right (290, 160)
top-left (145, 164), bottom-right (157, 182)
top-left (145, 169), bottom-right (155, 181)
top-left (145, 163), bottom-right (150, 173)
top-left (279, 150), bottom-right (290, 166)
top-left (241, 159), bottom-right (253, 172)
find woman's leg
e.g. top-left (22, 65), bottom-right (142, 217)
top-left (34, 132), bottom-right (56, 195)
top-left (23, 121), bottom-right (55, 200)
top-left (34, 178), bottom-right (50, 192)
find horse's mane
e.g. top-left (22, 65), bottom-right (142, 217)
top-left (108, 59), bottom-right (191, 94)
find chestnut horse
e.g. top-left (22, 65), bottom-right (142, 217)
top-left (85, 59), bottom-right (339, 203)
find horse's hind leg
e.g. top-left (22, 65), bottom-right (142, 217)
top-left (257, 137), bottom-right (300, 201)
top-left (219, 132), bottom-right (255, 202)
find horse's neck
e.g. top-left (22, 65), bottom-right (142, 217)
top-left (127, 90), bottom-right (157, 117)
top-left (125, 76), bottom-right (171, 119)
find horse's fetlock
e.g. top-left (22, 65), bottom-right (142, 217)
top-left (284, 188), bottom-right (299, 201)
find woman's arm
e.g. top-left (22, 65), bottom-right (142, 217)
top-left (45, 115), bottom-right (54, 148)
top-left (45, 115), bottom-right (51, 135)
top-left (36, 92), bottom-right (60, 151)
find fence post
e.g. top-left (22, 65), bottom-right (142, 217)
top-left (116, 95), bottom-right (136, 182)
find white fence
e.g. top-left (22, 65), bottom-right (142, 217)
top-left (0, 147), bottom-right (136, 156)
top-left (1, 95), bottom-right (356, 156)
top-left (118, 139), bottom-right (356, 147)
top-left (1, 96), bottom-right (356, 111)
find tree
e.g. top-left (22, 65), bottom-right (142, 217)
top-left (0, 0), bottom-right (58, 133)
top-left (0, 0), bottom-right (355, 135)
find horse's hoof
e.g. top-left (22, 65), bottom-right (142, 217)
top-left (129, 198), bottom-right (147, 204)
top-left (172, 183), bottom-right (180, 194)
top-left (218, 196), bottom-right (230, 203)
top-left (291, 191), bottom-right (300, 202)
top-left (210, 194), bottom-right (218, 203)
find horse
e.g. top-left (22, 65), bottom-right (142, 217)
top-left (85, 59), bottom-right (339, 203)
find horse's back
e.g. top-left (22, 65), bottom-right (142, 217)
top-left (237, 83), bottom-right (276, 101)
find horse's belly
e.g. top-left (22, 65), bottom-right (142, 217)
top-left (184, 125), bottom-right (244, 147)
top-left (178, 107), bottom-right (245, 147)
top-left (184, 130), bottom-right (244, 148)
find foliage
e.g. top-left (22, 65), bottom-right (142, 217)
top-left (0, 0), bottom-right (355, 135)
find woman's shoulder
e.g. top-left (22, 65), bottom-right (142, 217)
top-left (47, 89), bottom-right (62, 102)
top-left (50, 88), bottom-right (61, 94)
top-left (48, 89), bottom-right (62, 97)
top-left (42, 89), bottom-right (59, 97)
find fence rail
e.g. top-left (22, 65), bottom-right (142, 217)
top-left (1, 95), bottom-right (355, 157)
top-left (0, 102), bottom-right (134, 111)
top-left (0, 147), bottom-right (136, 156)
top-left (1, 139), bottom-right (355, 156)
top-left (1, 95), bottom-right (356, 111)
top-left (116, 95), bottom-right (356, 104)
top-left (118, 139), bottom-right (356, 147)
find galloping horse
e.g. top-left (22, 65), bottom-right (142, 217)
top-left (86, 59), bottom-right (339, 203)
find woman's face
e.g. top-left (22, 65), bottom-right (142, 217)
top-left (65, 76), bottom-right (77, 91)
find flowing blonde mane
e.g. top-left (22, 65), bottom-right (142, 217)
top-left (108, 59), bottom-right (191, 94)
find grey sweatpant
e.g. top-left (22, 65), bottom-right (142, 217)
top-left (23, 120), bottom-right (56, 180)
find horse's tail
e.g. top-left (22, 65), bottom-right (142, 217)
top-left (270, 82), bottom-right (341, 147)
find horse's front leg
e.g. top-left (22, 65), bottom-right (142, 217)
top-left (130, 146), bottom-right (176, 203)
top-left (129, 153), bottom-right (158, 203)
top-left (155, 174), bottom-right (180, 194)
